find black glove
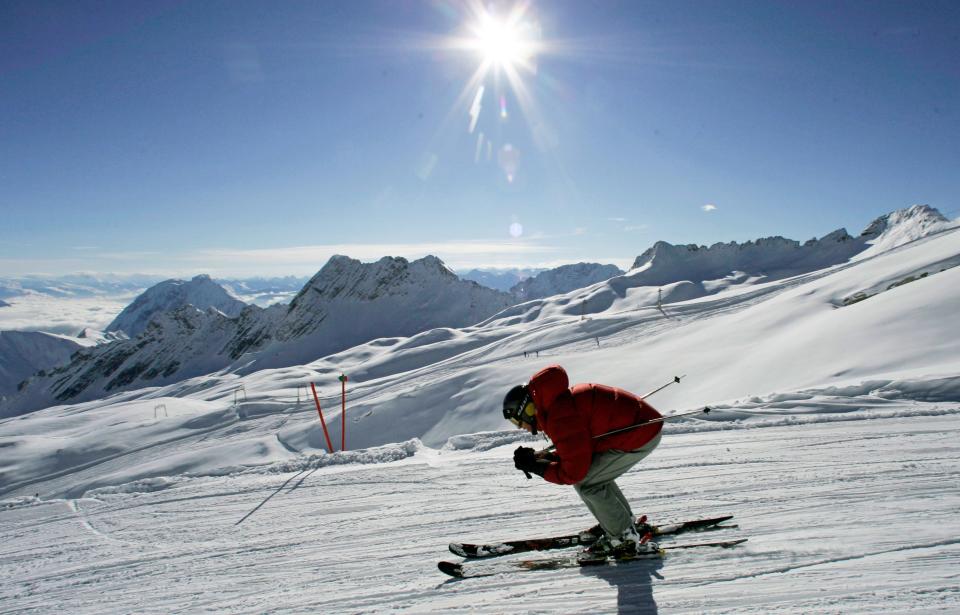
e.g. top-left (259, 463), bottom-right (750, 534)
top-left (514, 446), bottom-right (548, 478)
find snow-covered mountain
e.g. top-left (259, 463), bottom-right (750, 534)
top-left (629, 229), bottom-right (862, 286)
top-left (1, 255), bottom-right (513, 416)
top-left (0, 331), bottom-right (99, 396)
top-left (510, 263), bottom-right (624, 301)
top-left (459, 268), bottom-right (543, 292)
top-left (248, 255), bottom-right (515, 370)
top-left (629, 204), bottom-right (953, 288)
top-left (106, 275), bottom-right (248, 337)
top-left (857, 203), bottom-right (955, 257)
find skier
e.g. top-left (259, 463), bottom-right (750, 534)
top-left (503, 364), bottom-right (663, 561)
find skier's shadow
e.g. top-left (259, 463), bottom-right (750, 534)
top-left (579, 558), bottom-right (664, 615)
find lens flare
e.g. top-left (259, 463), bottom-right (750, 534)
top-left (498, 144), bottom-right (520, 183)
top-left (468, 85), bottom-right (484, 133)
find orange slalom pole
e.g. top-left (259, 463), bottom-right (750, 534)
top-left (310, 382), bottom-right (334, 453)
top-left (339, 374), bottom-right (348, 451)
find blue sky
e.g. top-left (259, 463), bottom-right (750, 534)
top-left (2, 0), bottom-right (958, 277)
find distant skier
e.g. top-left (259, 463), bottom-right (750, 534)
top-left (503, 364), bottom-right (663, 560)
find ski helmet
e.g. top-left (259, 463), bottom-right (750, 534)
top-left (503, 384), bottom-right (537, 433)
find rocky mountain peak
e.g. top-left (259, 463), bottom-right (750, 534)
top-left (106, 275), bottom-right (247, 338)
top-left (860, 204), bottom-right (950, 239)
top-left (293, 255), bottom-right (463, 307)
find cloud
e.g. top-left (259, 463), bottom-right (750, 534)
top-left (0, 292), bottom-right (135, 334)
top-left (702, 204), bottom-right (718, 212)
top-left (624, 225), bottom-right (648, 232)
top-left (606, 217), bottom-right (627, 223)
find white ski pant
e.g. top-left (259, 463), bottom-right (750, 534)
top-left (573, 433), bottom-right (662, 538)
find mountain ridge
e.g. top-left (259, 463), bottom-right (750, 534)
top-left (1, 255), bottom-right (513, 416)
top-left (1, 205), bottom-right (951, 418)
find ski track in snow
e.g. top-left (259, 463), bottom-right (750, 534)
top-left (2, 411), bottom-right (958, 613)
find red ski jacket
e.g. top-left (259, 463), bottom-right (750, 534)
top-left (527, 365), bottom-right (663, 485)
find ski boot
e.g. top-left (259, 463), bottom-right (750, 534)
top-left (577, 533), bottom-right (616, 565)
top-left (578, 526), bottom-right (660, 565)
top-left (615, 528), bottom-right (661, 561)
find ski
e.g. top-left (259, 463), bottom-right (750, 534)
top-left (438, 538), bottom-right (747, 579)
top-left (449, 514), bottom-right (734, 559)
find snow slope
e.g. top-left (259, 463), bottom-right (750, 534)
top-left (0, 331), bottom-right (99, 396)
top-left (1, 404), bottom-right (957, 613)
top-left (0, 208), bottom-right (958, 612)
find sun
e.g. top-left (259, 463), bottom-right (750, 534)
top-left (471, 12), bottom-right (533, 71)
top-left (443, 2), bottom-right (542, 81)
top-left (440, 2), bottom-right (551, 181)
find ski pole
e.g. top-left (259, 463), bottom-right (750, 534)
top-left (540, 407), bottom-right (711, 454)
top-left (640, 375), bottom-right (685, 401)
top-left (590, 406), bottom-right (710, 441)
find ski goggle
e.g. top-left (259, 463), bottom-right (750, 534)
top-left (506, 398), bottom-right (537, 427)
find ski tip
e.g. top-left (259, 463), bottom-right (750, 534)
top-left (438, 561), bottom-right (465, 578)
top-left (448, 543), bottom-right (468, 557)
